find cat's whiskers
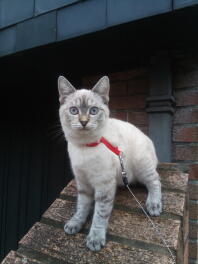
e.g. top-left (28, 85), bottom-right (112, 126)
top-left (48, 123), bottom-right (65, 142)
top-left (71, 124), bottom-right (83, 128)
top-left (71, 122), bottom-right (97, 129)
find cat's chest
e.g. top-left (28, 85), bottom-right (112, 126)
top-left (68, 143), bottom-right (113, 171)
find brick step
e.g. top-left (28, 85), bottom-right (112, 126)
top-left (17, 222), bottom-right (174, 264)
top-left (41, 197), bottom-right (181, 250)
top-left (1, 250), bottom-right (43, 264)
top-left (1, 163), bottom-right (188, 264)
top-left (60, 181), bottom-right (186, 217)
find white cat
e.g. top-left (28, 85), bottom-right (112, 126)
top-left (58, 76), bottom-right (162, 251)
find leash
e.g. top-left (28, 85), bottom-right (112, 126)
top-left (119, 153), bottom-right (176, 264)
top-left (86, 138), bottom-right (176, 264)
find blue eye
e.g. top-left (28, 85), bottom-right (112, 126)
top-left (69, 107), bottom-right (79, 115)
top-left (89, 107), bottom-right (99, 115)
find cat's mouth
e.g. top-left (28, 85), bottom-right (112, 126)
top-left (80, 126), bottom-right (90, 131)
top-left (71, 124), bottom-right (92, 131)
top-left (70, 120), bottom-right (99, 133)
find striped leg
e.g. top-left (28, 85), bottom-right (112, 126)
top-left (64, 186), bottom-right (93, 235)
top-left (86, 182), bottom-right (116, 251)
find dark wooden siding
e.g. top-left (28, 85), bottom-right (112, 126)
top-left (0, 65), bottom-right (73, 260)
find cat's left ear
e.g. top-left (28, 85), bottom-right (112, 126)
top-left (92, 76), bottom-right (110, 104)
top-left (58, 76), bottom-right (76, 104)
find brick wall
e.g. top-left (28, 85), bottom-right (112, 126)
top-left (173, 55), bottom-right (198, 264)
top-left (83, 68), bottom-right (149, 135)
top-left (83, 61), bottom-right (198, 263)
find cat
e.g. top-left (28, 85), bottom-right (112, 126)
top-left (58, 75), bottom-right (162, 251)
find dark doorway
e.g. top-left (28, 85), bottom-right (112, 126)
top-left (0, 49), bottom-right (75, 260)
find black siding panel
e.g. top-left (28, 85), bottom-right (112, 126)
top-left (4, 127), bottom-right (22, 253)
top-left (0, 124), bottom-right (72, 261)
top-left (17, 125), bottom-right (33, 242)
top-left (25, 126), bottom-right (44, 228)
top-left (0, 73), bottom-right (73, 260)
top-left (0, 126), bottom-right (11, 257)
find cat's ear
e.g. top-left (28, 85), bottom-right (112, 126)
top-left (58, 76), bottom-right (76, 104)
top-left (92, 76), bottom-right (110, 104)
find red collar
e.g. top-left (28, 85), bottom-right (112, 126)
top-left (86, 137), bottom-right (121, 156)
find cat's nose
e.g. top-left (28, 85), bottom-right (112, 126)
top-left (80, 120), bottom-right (88, 127)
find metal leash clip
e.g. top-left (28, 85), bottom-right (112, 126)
top-left (118, 152), bottom-right (128, 186)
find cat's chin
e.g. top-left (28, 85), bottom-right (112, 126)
top-left (66, 125), bottom-right (105, 145)
top-left (72, 125), bottom-right (97, 133)
top-left (76, 128), bottom-right (99, 137)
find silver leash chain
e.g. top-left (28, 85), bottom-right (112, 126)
top-left (118, 152), bottom-right (176, 264)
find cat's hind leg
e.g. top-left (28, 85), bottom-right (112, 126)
top-left (139, 169), bottom-right (162, 216)
top-left (64, 182), bottom-right (93, 235)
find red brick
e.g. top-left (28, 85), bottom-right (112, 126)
top-left (110, 110), bottom-right (116, 118)
top-left (189, 164), bottom-right (198, 180)
top-left (189, 200), bottom-right (198, 220)
top-left (127, 77), bottom-right (149, 95)
top-left (175, 89), bottom-right (198, 106)
top-left (173, 144), bottom-right (198, 161)
top-left (110, 110), bottom-right (127, 121)
top-left (189, 221), bottom-right (198, 239)
top-left (108, 69), bottom-right (147, 81)
top-left (174, 107), bottom-right (198, 124)
top-left (173, 126), bottom-right (198, 142)
top-left (174, 60), bottom-right (198, 89)
top-left (110, 95), bottom-right (146, 110)
top-left (189, 181), bottom-right (198, 200)
top-left (189, 240), bottom-right (198, 259)
top-left (138, 126), bottom-right (149, 135)
top-left (128, 111), bottom-right (148, 125)
top-left (110, 81), bottom-right (127, 96)
top-left (83, 69), bottom-right (148, 87)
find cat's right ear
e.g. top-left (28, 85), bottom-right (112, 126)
top-left (58, 76), bottom-right (76, 104)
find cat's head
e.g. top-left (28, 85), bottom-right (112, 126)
top-left (58, 76), bottom-right (110, 141)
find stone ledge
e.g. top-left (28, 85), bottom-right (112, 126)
top-left (60, 181), bottom-right (186, 217)
top-left (1, 251), bottom-right (43, 264)
top-left (42, 198), bottom-right (181, 249)
top-left (17, 222), bottom-right (174, 264)
top-left (1, 163), bottom-right (189, 264)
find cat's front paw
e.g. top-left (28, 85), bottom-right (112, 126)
top-left (86, 230), bottom-right (106, 251)
top-left (146, 196), bottom-right (162, 216)
top-left (64, 219), bottom-right (82, 235)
